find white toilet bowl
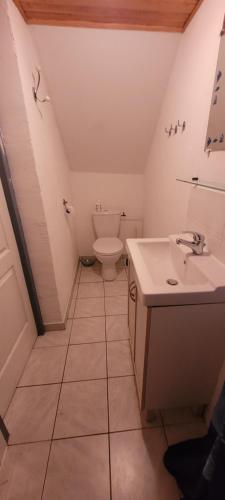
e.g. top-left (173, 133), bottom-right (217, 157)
top-left (93, 237), bottom-right (123, 281)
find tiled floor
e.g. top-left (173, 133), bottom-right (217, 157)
top-left (0, 260), bottom-right (207, 500)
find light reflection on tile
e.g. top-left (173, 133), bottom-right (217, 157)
top-left (105, 296), bottom-right (128, 316)
top-left (110, 429), bottom-right (179, 500)
top-left (0, 441), bottom-right (50, 500)
top-left (107, 341), bottom-right (133, 377)
top-left (80, 267), bottom-right (103, 283)
top-left (42, 435), bottom-right (110, 500)
top-left (70, 317), bottom-right (105, 344)
top-left (78, 282), bottom-right (104, 298)
top-left (18, 346), bottom-right (67, 386)
top-left (104, 280), bottom-right (128, 297)
top-left (109, 376), bottom-right (156, 432)
top-left (5, 385), bottom-right (60, 444)
top-left (75, 298), bottom-right (105, 318)
top-left (106, 315), bottom-right (129, 341)
top-left (54, 379), bottom-right (108, 438)
top-left (64, 343), bottom-right (107, 381)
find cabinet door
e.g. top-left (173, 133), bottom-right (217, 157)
top-left (128, 261), bottom-right (137, 361)
top-left (134, 292), bottom-right (149, 410)
top-left (145, 304), bottom-right (225, 411)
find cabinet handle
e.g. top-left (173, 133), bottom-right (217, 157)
top-left (129, 282), bottom-right (136, 302)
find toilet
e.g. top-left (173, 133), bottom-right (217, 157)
top-left (92, 210), bottom-right (123, 281)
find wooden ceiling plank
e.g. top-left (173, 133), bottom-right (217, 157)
top-left (22, 0), bottom-right (196, 14)
top-left (24, 8), bottom-right (186, 30)
top-left (13, 0), bottom-right (202, 32)
top-left (26, 17), bottom-right (183, 33)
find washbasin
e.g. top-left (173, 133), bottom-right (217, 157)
top-left (126, 235), bottom-right (225, 306)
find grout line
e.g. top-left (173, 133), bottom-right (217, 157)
top-left (16, 373), bottom-right (137, 390)
top-left (8, 422), bottom-right (164, 448)
top-left (104, 288), bottom-right (112, 500)
top-left (160, 410), bottom-right (169, 447)
top-left (40, 317), bottom-right (74, 499)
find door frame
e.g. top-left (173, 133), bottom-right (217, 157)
top-left (0, 132), bottom-right (44, 335)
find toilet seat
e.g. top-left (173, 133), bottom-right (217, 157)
top-left (93, 237), bottom-right (123, 256)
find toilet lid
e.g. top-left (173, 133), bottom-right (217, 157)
top-left (93, 237), bottom-right (123, 256)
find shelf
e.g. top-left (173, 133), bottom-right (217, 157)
top-left (176, 177), bottom-right (225, 193)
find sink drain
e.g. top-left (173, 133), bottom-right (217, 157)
top-left (167, 278), bottom-right (178, 286)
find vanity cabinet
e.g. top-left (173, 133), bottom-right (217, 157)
top-left (128, 259), bottom-right (225, 414)
top-left (128, 260), bottom-right (149, 409)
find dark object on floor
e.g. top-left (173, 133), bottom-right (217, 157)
top-left (164, 383), bottom-right (225, 500)
top-left (80, 256), bottom-right (96, 267)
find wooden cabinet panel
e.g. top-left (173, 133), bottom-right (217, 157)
top-left (128, 261), bottom-right (136, 361)
top-left (145, 303), bottom-right (225, 411)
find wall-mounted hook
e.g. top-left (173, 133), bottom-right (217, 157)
top-left (32, 67), bottom-right (50, 109)
top-left (177, 120), bottom-right (186, 132)
top-left (165, 127), bottom-right (171, 136)
top-left (63, 198), bottom-right (71, 214)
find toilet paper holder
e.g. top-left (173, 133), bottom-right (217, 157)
top-left (63, 198), bottom-right (72, 214)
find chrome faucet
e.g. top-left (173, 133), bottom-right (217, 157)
top-left (176, 231), bottom-right (205, 255)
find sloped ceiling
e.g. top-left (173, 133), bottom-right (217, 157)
top-left (31, 26), bottom-right (180, 173)
top-left (14, 0), bottom-right (203, 32)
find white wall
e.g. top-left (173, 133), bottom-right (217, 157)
top-left (31, 25), bottom-right (180, 175)
top-left (0, 0), bottom-right (78, 325)
top-left (71, 172), bottom-right (144, 255)
top-left (0, 0), bottom-right (60, 323)
top-left (143, 0), bottom-right (225, 411)
top-left (144, 0), bottom-right (225, 241)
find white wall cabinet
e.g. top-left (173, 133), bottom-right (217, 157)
top-left (128, 259), bottom-right (225, 413)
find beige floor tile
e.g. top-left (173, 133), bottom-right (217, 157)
top-left (0, 441), bottom-right (50, 500)
top-left (161, 407), bottom-right (205, 426)
top-left (106, 315), bottom-right (129, 341)
top-left (115, 268), bottom-right (127, 281)
top-left (64, 343), bottom-right (107, 381)
top-left (18, 346), bottom-right (67, 386)
top-left (5, 385), bottom-right (60, 444)
top-left (80, 267), bottom-right (103, 283)
top-left (110, 429), bottom-right (179, 500)
top-left (165, 421), bottom-right (207, 446)
top-left (54, 379), bottom-right (108, 438)
top-left (68, 298), bottom-right (76, 318)
top-left (105, 296), bottom-right (128, 315)
top-left (42, 435), bottom-right (110, 500)
top-left (104, 280), bottom-right (128, 297)
top-left (70, 317), bottom-right (105, 344)
top-left (107, 341), bottom-right (133, 377)
top-left (75, 298), bottom-right (105, 317)
top-left (34, 320), bottom-right (72, 348)
top-left (108, 376), bottom-right (161, 432)
top-left (78, 282), bottom-right (104, 298)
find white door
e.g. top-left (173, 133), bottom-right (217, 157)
top-left (0, 180), bottom-right (37, 416)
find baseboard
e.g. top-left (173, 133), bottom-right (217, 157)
top-left (44, 321), bottom-right (66, 332)
top-left (43, 259), bottom-right (80, 332)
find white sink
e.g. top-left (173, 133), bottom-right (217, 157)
top-left (126, 235), bottom-right (225, 306)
